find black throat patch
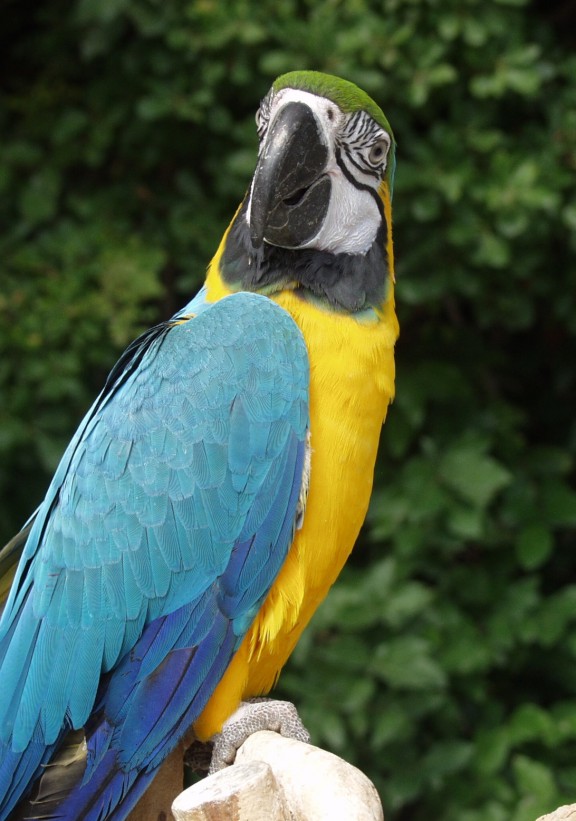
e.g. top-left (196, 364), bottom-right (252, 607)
top-left (220, 200), bottom-right (390, 314)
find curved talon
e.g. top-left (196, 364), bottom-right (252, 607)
top-left (209, 699), bottom-right (310, 774)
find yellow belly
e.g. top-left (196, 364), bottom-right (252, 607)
top-left (193, 263), bottom-right (398, 740)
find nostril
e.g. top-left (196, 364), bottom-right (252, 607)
top-left (283, 187), bottom-right (309, 207)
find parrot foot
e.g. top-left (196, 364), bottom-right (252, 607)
top-left (208, 698), bottom-right (310, 774)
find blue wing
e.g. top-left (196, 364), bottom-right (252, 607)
top-left (0, 291), bottom-right (309, 820)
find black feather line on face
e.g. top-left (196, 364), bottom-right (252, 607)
top-left (334, 147), bottom-right (384, 208)
top-left (221, 200), bottom-right (390, 314)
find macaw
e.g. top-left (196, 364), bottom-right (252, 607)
top-left (0, 71), bottom-right (398, 820)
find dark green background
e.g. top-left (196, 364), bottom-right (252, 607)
top-left (1, 0), bottom-right (576, 818)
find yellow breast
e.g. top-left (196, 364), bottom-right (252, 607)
top-left (193, 239), bottom-right (398, 740)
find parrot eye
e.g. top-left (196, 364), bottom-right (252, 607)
top-left (340, 111), bottom-right (391, 180)
top-left (367, 138), bottom-right (390, 168)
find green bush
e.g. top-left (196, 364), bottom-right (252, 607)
top-left (1, 0), bottom-right (575, 817)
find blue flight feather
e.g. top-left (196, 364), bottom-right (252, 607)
top-left (0, 290), bottom-right (309, 820)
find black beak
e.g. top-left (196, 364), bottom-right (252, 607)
top-left (249, 101), bottom-right (331, 249)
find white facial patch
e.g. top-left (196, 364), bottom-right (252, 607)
top-left (303, 172), bottom-right (381, 255)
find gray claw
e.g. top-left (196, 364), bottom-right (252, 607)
top-left (209, 698), bottom-right (310, 774)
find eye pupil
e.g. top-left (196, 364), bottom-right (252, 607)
top-left (368, 140), bottom-right (388, 166)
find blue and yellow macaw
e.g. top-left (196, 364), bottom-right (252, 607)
top-left (0, 71), bottom-right (398, 820)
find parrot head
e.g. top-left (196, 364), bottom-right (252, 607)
top-left (248, 71), bottom-right (395, 254)
top-left (215, 71), bottom-right (396, 314)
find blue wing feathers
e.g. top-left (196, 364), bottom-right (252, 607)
top-left (0, 292), bottom-right (310, 819)
top-left (54, 621), bottom-right (238, 821)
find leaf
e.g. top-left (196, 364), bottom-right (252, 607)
top-left (439, 443), bottom-right (511, 509)
top-left (537, 587), bottom-right (576, 646)
top-left (422, 740), bottom-right (474, 785)
top-left (475, 727), bottom-right (511, 776)
top-left (383, 582), bottom-right (433, 628)
top-left (370, 638), bottom-right (447, 690)
top-left (516, 525), bottom-right (553, 570)
top-left (512, 754), bottom-right (556, 802)
top-left (447, 503), bottom-right (485, 539)
top-left (371, 705), bottom-right (413, 750)
top-left (540, 481), bottom-right (576, 527)
top-left (508, 704), bottom-right (557, 746)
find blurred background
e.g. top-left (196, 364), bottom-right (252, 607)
top-left (1, 0), bottom-right (576, 818)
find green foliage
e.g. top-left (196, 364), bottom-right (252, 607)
top-left (1, 0), bottom-right (575, 817)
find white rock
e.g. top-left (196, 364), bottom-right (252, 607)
top-left (171, 731), bottom-right (384, 821)
top-left (237, 730), bottom-right (383, 821)
top-left (172, 757), bottom-right (289, 821)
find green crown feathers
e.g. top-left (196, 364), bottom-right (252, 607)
top-left (272, 71), bottom-right (396, 193)
top-left (273, 71), bottom-right (394, 142)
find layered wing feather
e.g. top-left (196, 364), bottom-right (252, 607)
top-left (0, 291), bottom-right (309, 819)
